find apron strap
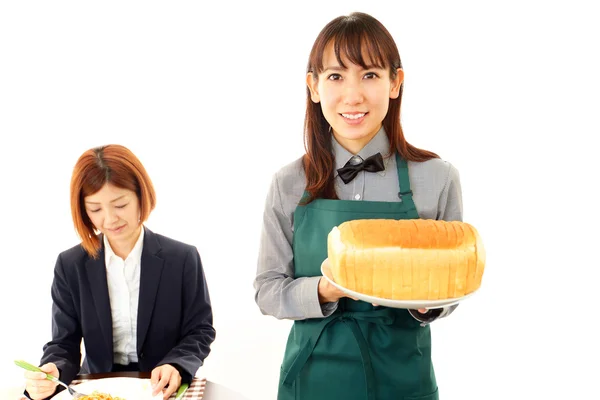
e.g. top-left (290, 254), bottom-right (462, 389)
top-left (280, 317), bottom-right (337, 386)
top-left (346, 319), bottom-right (376, 400)
top-left (395, 153), bottom-right (413, 203)
top-left (299, 190), bottom-right (311, 204)
top-left (282, 309), bottom-right (395, 399)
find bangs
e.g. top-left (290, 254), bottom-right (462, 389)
top-left (79, 149), bottom-right (137, 198)
top-left (311, 18), bottom-right (396, 73)
top-left (80, 168), bottom-right (109, 198)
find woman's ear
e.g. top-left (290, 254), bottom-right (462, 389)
top-left (306, 73), bottom-right (320, 103)
top-left (390, 68), bottom-right (404, 99)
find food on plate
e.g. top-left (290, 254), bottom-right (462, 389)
top-left (79, 391), bottom-right (125, 400)
top-left (327, 218), bottom-right (486, 300)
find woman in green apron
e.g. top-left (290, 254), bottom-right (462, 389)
top-left (255, 12), bottom-right (463, 400)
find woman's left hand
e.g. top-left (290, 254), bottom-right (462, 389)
top-left (151, 364), bottom-right (182, 400)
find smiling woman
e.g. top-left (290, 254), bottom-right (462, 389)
top-left (254, 12), bottom-right (464, 400)
top-left (22, 144), bottom-right (216, 400)
top-left (305, 39), bottom-right (404, 155)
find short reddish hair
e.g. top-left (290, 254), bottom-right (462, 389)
top-left (70, 144), bottom-right (156, 258)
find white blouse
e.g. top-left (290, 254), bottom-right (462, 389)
top-left (104, 227), bottom-right (144, 365)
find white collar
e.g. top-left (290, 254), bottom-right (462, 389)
top-left (332, 126), bottom-right (392, 177)
top-left (104, 226), bottom-right (145, 264)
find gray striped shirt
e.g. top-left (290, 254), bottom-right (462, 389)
top-left (254, 128), bottom-right (463, 323)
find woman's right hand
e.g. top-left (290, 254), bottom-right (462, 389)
top-left (318, 276), bottom-right (358, 303)
top-left (24, 362), bottom-right (59, 400)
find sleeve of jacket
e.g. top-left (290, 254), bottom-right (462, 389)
top-left (39, 253), bottom-right (83, 387)
top-left (158, 247), bottom-right (215, 383)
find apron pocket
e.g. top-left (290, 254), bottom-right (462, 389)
top-left (404, 387), bottom-right (438, 400)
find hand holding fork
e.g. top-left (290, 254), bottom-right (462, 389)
top-left (15, 360), bottom-right (89, 399)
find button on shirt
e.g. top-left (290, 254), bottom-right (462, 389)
top-left (104, 228), bottom-right (144, 365)
top-left (255, 127), bottom-right (463, 321)
top-left (346, 155), bottom-right (370, 200)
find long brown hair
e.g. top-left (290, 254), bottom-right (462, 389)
top-left (302, 12), bottom-right (439, 203)
top-left (70, 144), bottom-right (156, 258)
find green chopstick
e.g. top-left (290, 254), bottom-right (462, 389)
top-left (175, 382), bottom-right (189, 400)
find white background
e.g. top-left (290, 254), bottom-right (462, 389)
top-left (1, 1), bottom-right (598, 399)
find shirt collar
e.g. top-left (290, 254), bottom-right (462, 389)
top-left (104, 226), bottom-right (145, 265)
top-left (332, 126), bottom-right (392, 177)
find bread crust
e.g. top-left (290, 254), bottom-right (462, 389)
top-left (327, 219), bottom-right (485, 300)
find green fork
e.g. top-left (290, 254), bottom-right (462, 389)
top-left (14, 360), bottom-right (89, 399)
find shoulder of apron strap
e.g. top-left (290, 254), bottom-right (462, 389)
top-left (394, 153), bottom-right (413, 201)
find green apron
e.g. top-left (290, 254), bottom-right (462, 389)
top-left (278, 153), bottom-right (439, 400)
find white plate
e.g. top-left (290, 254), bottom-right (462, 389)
top-left (321, 258), bottom-right (474, 309)
top-left (52, 377), bottom-right (162, 400)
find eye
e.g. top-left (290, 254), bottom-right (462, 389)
top-left (88, 209), bottom-right (100, 213)
top-left (364, 72), bottom-right (379, 79)
top-left (116, 203), bottom-right (128, 209)
top-left (327, 73), bottom-right (342, 81)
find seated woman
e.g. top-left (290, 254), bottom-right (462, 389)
top-left (23, 144), bottom-right (215, 400)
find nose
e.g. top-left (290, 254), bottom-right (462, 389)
top-left (343, 80), bottom-right (364, 105)
top-left (104, 208), bottom-right (119, 226)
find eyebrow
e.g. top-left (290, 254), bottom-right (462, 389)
top-left (84, 195), bottom-right (127, 205)
top-left (323, 64), bottom-right (382, 72)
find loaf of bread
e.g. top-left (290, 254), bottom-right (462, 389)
top-left (327, 219), bottom-right (485, 300)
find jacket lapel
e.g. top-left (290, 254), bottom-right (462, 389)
top-left (85, 245), bottom-right (113, 357)
top-left (137, 227), bottom-right (164, 354)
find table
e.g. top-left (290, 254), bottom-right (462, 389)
top-left (12, 372), bottom-right (249, 400)
top-left (71, 372), bottom-right (205, 399)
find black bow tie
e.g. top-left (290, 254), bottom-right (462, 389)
top-left (336, 152), bottom-right (385, 184)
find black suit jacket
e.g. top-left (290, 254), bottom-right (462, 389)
top-left (39, 227), bottom-right (216, 386)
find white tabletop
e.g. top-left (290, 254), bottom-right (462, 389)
top-left (202, 381), bottom-right (250, 400)
top-left (0, 385), bottom-right (25, 399)
top-left (1, 380), bottom-right (251, 400)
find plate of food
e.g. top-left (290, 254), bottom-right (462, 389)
top-left (52, 377), bottom-right (162, 400)
top-left (321, 258), bottom-right (473, 309)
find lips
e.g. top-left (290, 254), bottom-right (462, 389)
top-left (341, 112), bottom-right (367, 119)
top-left (107, 225), bottom-right (126, 233)
top-left (340, 112), bottom-right (368, 125)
